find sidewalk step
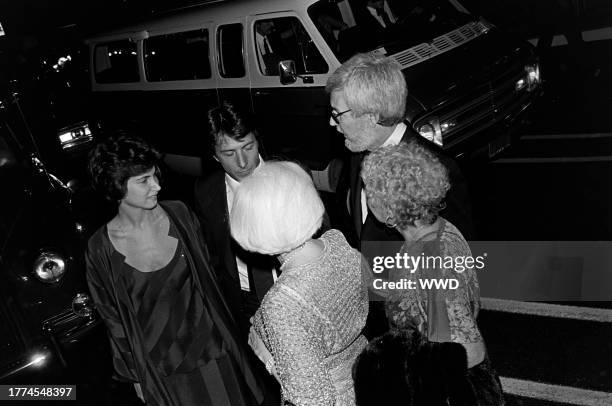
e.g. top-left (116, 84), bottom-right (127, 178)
top-left (478, 310), bottom-right (612, 393)
top-left (501, 377), bottom-right (612, 406)
top-left (494, 133), bottom-right (612, 161)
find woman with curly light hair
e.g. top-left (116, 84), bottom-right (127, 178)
top-left (360, 141), bottom-right (504, 405)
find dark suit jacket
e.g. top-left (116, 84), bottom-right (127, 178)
top-left (348, 124), bottom-right (475, 244)
top-left (347, 125), bottom-right (474, 340)
top-left (193, 170), bottom-right (277, 336)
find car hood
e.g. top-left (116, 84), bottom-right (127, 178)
top-left (398, 28), bottom-right (535, 116)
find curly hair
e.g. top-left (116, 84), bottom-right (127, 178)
top-left (88, 134), bottom-right (162, 201)
top-left (360, 141), bottom-right (449, 229)
top-left (208, 101), bottom-right (258, 150)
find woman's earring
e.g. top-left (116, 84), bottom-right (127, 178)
top-left (385, 215), bottom-right (397, 228)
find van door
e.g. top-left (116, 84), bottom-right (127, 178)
top-left (215, 18), bottom-right (253, 121)
top-left (247, 13), bottom-right (342, 169)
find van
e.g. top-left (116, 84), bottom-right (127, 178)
top-left (85, 0), bottom-right (541, 189)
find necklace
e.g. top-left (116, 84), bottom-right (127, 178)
top-left (278, 241), bottom-right (309, 269)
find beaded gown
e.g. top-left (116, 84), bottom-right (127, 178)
top-left (251, 229), bottom-right (369, 406)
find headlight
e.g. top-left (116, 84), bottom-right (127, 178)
top-left (416, 117), bottom-right (454, 147)
top-left (33, 251), bottom-right (66, 283)
top-left (72, 293), bottom-right (94, 317)
top-left (29, 351), bottom-right (49, 368)
top-left (57, 121), bottom-right (94, 151)
top-left (417, 123), bottom-right (436, 142)
top-left (517, 64), bottom-right (541, 91)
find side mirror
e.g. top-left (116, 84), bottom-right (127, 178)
top-left (279, 60), bottom-right (297, 85)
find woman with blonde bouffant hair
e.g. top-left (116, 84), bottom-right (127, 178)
top-left (231, 160), bottom-right (369, 406)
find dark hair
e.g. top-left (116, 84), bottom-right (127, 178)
top-left (207, 101), bottom-right (258, 150)
top-left (353, 328), bottom-right (474, 406)
top-left (88, 134), bottom-right (162, 201)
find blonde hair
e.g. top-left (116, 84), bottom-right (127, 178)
top-left (230, 161), bottom-right (324, 254)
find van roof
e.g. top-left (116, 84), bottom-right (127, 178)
top-left (85, 0), bottom-right (318, 42)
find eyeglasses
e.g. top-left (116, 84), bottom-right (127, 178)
top-left (330, 108), bottom-right (352, 124)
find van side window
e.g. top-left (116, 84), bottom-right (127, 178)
top-left (94, 40), bottom-right (139, 83)
top-left (218, 24), bottom-right (245, 78)
top-left (144, 29), bottom-right (211, 81)
top-left (254, 17), bottom-right (328, 76)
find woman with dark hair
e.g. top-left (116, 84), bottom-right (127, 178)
top-left (194, 101), bottom-right (270, 339)
top-left (85, 135), bottom-right (263, 406)
top-left (360, 142), bottom-right (504, 405)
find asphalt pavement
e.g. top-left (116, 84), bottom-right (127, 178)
top-left (50, 29), bottom-right (612, 406)
top-left (465, 35), bottom-right (612, 405)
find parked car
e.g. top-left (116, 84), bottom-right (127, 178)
top-left (0, 91), bottom-right (101, 383)
top-left (84, 0), bottom-right (541, 190)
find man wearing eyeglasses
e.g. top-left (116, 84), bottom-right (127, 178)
top-left (325, 53), bottom-right (474, 337)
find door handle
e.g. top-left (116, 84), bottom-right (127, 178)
top-left (254, 90), bottom-right (272, 96)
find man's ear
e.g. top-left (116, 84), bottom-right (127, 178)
top-left (366, 112), bottom-right (380, 127)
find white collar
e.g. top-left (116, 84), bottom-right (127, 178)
top-left (381, 122), bottom-right (407, 147)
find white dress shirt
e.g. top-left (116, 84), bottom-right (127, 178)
top-left (361, 122), bottom-right (406, 224)
top-left (225, 159), bottom-right (277, 291)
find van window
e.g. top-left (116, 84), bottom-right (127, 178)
top-left (254, 17), bottom-right (328, 76)
top-left (144, 29), bottom-right (211, 81)
top-left (94, 39), bottom-right (139, 83)
top-left (218, 24), bottom-right (245, 78)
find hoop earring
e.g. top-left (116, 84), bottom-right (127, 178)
top-left (385, 215), bottom-right (397, 228)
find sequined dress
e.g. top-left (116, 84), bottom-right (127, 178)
top-left (252, 229), bottom-right (369, 406)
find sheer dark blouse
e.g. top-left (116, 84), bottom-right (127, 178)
top-left (86, 201), bottom-right (263, 406)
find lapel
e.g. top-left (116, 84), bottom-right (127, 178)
top-left (399, 124), bottom-right (418, 144)
top-left (349, 152), bottom-right (366, 239)
top-left (201, 171), bottom-right (241, 284)
top-left (197, 171), bottom-right (277, 300)
top-left (353, 124), bottom-right (416, 241)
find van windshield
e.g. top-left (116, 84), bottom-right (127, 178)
top-left (308, 0), bottom-right (473, 62)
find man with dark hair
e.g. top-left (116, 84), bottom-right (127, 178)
top-left (193, 102), bottom-right (278, 338)
top-left (193, 102), bottom-right (280, 405)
